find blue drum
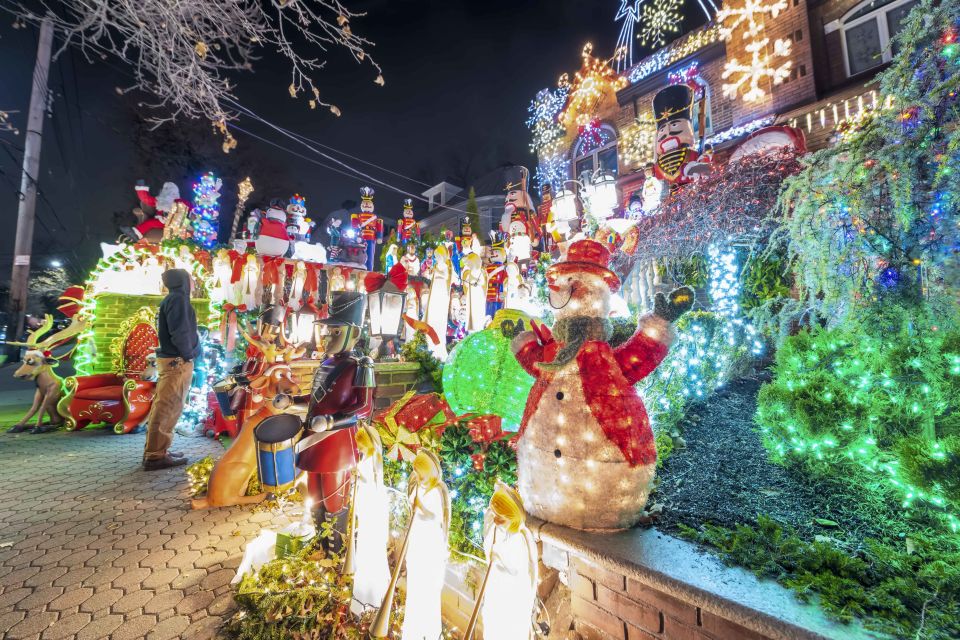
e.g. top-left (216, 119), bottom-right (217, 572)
top-left (254, 414), bottom-right (303, 494)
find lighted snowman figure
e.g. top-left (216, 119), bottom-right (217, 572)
top-left (511, 239), bottom-right (693, 530)
top-left (506, 219), bottom-right (532, 263)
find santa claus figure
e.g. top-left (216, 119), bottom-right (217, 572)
top-left (652, 84), bottom-right (710, 186)
top-left (397, 198), bottom-right (420, 245)
top-left (351, 187), bottom-right (384, 271)
top-left (511, 239), bottom-right (692, 530)
top-left (129, 180), bottom-right (180, 243)
top-left (255, 199), bottom-right (292, 257)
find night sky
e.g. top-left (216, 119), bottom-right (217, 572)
top-left (0, 1), bottom-right (697, 277)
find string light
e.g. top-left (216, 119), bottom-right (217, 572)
top-left (627, 26), bottom-right (722, 84)
top-left (704, 115), bottom-right (775, 146)
top-left (717, 0), bottom-right (792, 103)
top-left (560, 43), bottom-right (627, 129)
top-left (639, 0), bottom-right (683, 48)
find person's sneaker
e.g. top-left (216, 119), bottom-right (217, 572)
top-left (143, 455), bottom-right (189, 470)
top-left (168, 451), bottom-right (186, 458)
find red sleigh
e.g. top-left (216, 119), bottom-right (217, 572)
top-left (59, 308), bottom-right (159, 434)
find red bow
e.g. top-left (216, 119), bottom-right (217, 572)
top-left (364, 263), bottom-right (408, 293)
top-left (228, 250), bottom-right (245, 283)
top-left (261, 256), bottom-right (284, 288)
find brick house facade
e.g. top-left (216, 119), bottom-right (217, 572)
top-left (535, 0), bottom-right (914, 204)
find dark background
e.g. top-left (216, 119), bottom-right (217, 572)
top-left (0, 1), bottom-right (704, 279)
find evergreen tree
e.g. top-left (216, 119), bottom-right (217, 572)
top-left (773, 0), bottom-right (959, 323)
top-left (465, 187), bottom-right (481, 236)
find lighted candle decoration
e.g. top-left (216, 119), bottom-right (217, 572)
top-left (349, 424), bottom-right (390, 615)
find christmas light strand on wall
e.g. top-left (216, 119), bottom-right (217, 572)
top-left (627, 26), bottom-right (722, 84)
top-left (717, 0), bottom-right (792, 102)
top-left (639, 0), bottom-right (683, 48)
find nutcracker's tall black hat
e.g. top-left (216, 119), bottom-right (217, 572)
top-left (318, 291), bottom-right (366, 328)
top-left (503, 166), bottom-right (530, 193)
top-left (652, 84), bottom-right (694, 125)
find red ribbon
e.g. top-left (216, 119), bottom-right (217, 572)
top-left (364, 263), bottom-right (409, 293)
top-left (304, 263), bottom-right (320, 297)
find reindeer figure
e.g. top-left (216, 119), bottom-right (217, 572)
top-left (7, 315), bottom-right (86, 434)
top-left (191, 334), bottom-right (303, 509)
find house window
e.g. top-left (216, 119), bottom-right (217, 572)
top-left (572, 123), bottom-right (618, 181)
top-left (841, 0), bottom-right (918, 76)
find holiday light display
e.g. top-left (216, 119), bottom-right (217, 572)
top-left (615, 0), bottom-right (718, 71)
top-left (192, 172), bottom-right (223, 247)
top-left (527, 86), bottom-right (569, 156)
top-left (705, 114), bottom-right (775, 146)
top-left (560, 43), bottom-right (627, 129)
top-left (717, 0), bottom-right (792, 102)
top-left (639, 0), bottom-right (683, 48)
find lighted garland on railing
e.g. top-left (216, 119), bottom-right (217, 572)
top-left (626, 25), bottom-right (722, 85)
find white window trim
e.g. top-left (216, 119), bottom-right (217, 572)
top-left (839, 0), bottom-right (917, 77)
top-left (572, 124), bottom-right (619, 180)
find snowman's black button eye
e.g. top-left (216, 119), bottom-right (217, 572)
top-left (554, 449), bottom-right (562, 458)
top-left (556, 391), bottom-right (564, 400)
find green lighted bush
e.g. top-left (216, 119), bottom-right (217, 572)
top-left (756, 304), bottom-right (960, 530)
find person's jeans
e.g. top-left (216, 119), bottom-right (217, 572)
top-left (143, 357), bottom-right (194, 461)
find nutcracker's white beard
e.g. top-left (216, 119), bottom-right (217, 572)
top-left (537, 316), bottom-right (611, 372)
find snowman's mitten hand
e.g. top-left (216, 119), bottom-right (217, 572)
top-left (654, 287), bottom-right (695, 323)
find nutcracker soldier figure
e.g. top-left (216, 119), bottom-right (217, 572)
top-left (652, 84), bottom-right (710, 187)
top-left (397, 198), bottom-right (420, 246)
top-left (484, 236), bottom-right (507, 318)
top-left (351, 187), bottom-right (384, 271)
top-left (295, 291), bottom-right (376, 552)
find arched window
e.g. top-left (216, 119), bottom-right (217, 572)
top-left (572, 123), bottom-right (618, 181)
top-left (840, 0), bottom-right (918, 76)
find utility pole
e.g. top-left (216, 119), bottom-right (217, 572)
top-left (9, 16), bottom-right (54, 342)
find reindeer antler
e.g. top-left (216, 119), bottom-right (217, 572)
top-left (29, 315), bottom-right (54, 346)
top-left (6, 315), bottom-right (88, 356)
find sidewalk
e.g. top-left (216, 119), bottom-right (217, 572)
top-left (0, 386), bottom-right (275, 640)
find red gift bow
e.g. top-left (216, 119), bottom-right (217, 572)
top-left (261, 256), bottom-right (284, 288)
top-left (364, 263), bottom-right (409, 293)
top-left (228, 250), bottom-right (245, 283)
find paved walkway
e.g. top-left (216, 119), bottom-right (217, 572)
top-left (0, 425), bottom-right (276, 640)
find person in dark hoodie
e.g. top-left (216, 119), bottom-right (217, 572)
top-left (143, 268), bottom-right (200, 470)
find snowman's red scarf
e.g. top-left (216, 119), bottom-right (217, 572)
top-left (514, 318), bottom-right (671, 466)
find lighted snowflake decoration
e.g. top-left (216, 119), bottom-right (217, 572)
top-left (716, 0), bottom-right (788, 41)
top-left (619, 112), bottom-right (657, 167)
top-left (722, 38), bottom-right (792, 102)
top-left (639, 0), bottom-right (683, 48)
top-left (716, 0), bottom-right (792, 103)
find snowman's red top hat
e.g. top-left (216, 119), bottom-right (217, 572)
top-left (546, 239), bottom-right (620, 291)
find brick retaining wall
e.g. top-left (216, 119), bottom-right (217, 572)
top-left (372, 361), bottom-right (422, 410)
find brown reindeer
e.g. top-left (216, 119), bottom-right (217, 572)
top-left (191, 334), bottom-right (303, 509)
top-left (7, 315), bottom-right (86, 434)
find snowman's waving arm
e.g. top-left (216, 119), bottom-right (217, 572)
top-left (614, 314), bottom-right (674, 385)
top-left (615, 287), bottom-right (693, 384)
